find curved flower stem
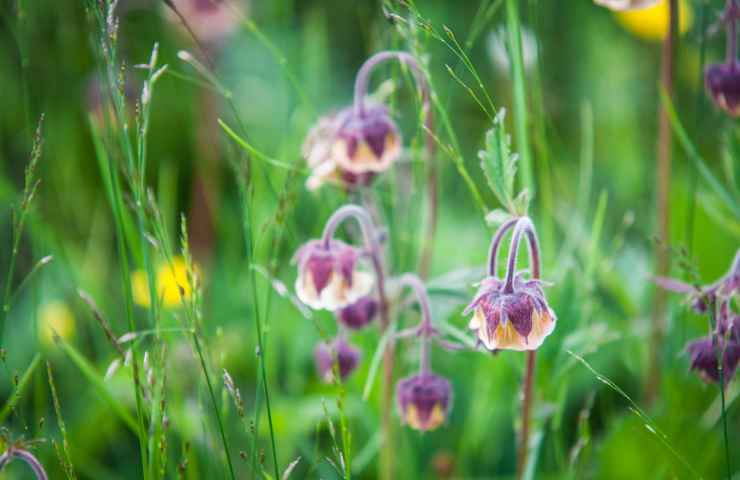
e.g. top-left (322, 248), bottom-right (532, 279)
top-left (503, 217), bottom-right (541, 293)
top-left (396, 273), bottom-right (434, 375)
top-left (495, 216), bottom-right (543, 480)
top-left (0, 448), bottom-right (48, 480)
top-left (488, 218), bottom-right (519, 277)
top-left (354, 51), bottom-right (437, 278)
top-left (321, 204), bottom-right (394, 479)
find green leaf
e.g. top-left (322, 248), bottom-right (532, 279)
top-left (479, 109), bottom-right (520, 212)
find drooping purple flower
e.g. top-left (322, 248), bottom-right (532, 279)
top-left (314, 338), bottom-right (361, 383)
top-left (396, 373), bottom-right (452, 431)
top-left (337, 296), bottom-right (379, 330)
top-left (464, 274), bottom-right (556, 351)
top-left (706, 62), bottom-right (740, 117)
top-left (303, 104), bottom-right (400, 191)
top-left (685, 330), bottom-right (740, 386)
top-left (293, 239), bottom-right (373, 311)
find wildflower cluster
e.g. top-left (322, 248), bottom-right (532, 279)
top-left (655, 250), bottom-right (740, 386)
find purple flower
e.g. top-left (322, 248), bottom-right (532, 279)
top-left (293, 239), bottom-right (373, 311)
top-left (654, 249), bottom-right (739, 314)
top-left (337, 296), bottom-right (378, 330)
top-left (464, 274), bottom-right (556, 351)
top-left (303, 104), bottom-right (400, 191)
top-left (396, 373), bottom-right (452, 431)
top-left (314, 338), bottom-right (361, 383)
top-left (685, 326), bottom-right (740, 386)
top-left (706, 62), bottom-right (740, 117)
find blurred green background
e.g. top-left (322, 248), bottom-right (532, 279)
top-left (0, 0), bottom-right (738, 478)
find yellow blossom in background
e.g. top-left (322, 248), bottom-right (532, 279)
top-left (131, 256), bottom-right (196, 309)
top-left (615, 0), bottom-right (692, 41)
top-left (38, 301), bottom-right (75, 347)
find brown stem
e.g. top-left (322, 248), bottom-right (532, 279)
top-left (517, 350), bottom-right (537, 479)
top-left (647, 0), bottom-right (678, 406)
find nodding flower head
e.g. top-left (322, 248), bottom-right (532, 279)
top-left (314, 338), bottom-right (361, 383)
top-left (706, 63), bottom-right (740, 117)
top-left (465, 274), bottom-right (556, 351)
top-left (594, 0), bottom-right (659, 10)
top-left (396, 373), bottom-right (452, 431)
top-left (331, 103), bottom-right (401, 174)
top-left (337, 296), bottom-right (379, 330)
top-left (293, 239), bottom-right (373, 311)
top-left (466, 217), bottom-right (556, 352)
top-left (705, 1), bottom-right (740, 116)
top-left (685, 321), bottom-right (740, 386)
top-left (303, 105), bottom-right (400, 191)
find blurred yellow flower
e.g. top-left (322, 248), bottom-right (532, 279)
top-left (131, 257), bottom-right (196, 309)
top-left (38, 301), bottom-right (75, 347)
top-left (615, 0), bottom-right (692, 41)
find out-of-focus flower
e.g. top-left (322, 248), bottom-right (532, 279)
top-left (654, 249), bottom-right (739, 314)
top-left (303, 104), bottom-right (400, 191)
top-left (163, 0), bottom-right (242, 46)
top-left (685, 316), bottom-right (740, 385)
top-left (314, 338), bottom-right (361, 382)
top-left (464, 274), bottom-right (556, 351)
top-left (613, 0), bottom-right (692, 41)
top-left (132, 256), bottom-right (196, 309)
top-left (396, 373), bottom-right (452, 431)
top-left (705, 2), bottom-right (740, 117)
top-left (595, 0), bottom-right (659, 11)
top-left (293, 239), bottom-right (373, 311)
top-left (487, 27), bottom-right (538, 74)
top-left (38, 301), bottom-right (75, 347)
top-left (336, 296), bottom-right (378, 330)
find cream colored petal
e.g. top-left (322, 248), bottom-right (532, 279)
top-left (468, 308), bottom-right (484, 330)
top-left (295, 273), bottom-right (323, 310)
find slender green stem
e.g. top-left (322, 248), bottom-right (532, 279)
top-left (506, 0), bottom-right (534, 195)
top-left (0, 352), bottom-right (41, 422)
top-left (709, 300), bottom-right (732, 480)
top-left (193, 334), bottom-right (237, 480)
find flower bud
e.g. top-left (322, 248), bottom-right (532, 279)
top-left (464, 275), bottom-right (556, 351)
top-left (336, 296), bottom-right (379, 330)
top-left (705, 62), bottom-right (740, 117)
top-left (293, 240), bottom-right (373, 311)
top-left (396, 373), bottom-right (452, 431)
top-left (314, 338), bottom-right (361, 383)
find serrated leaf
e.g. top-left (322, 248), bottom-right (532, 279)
top-left (479, 109), bottom-right (518, 211)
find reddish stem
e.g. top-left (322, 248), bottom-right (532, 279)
top-left (647, 0), bottom-right (678, 406)
top-left (517, 351), bottom-right (537, 480)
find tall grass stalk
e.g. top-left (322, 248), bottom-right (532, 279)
top-left (1, 116), bottom-right (43, 348)
top-left (505, 0), bottom-right (534, 195)
top-left (647, 0), bottom-right (679, 405)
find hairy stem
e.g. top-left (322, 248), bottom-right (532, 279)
top-left (320, 204), bottom-right (394, 480)
top-left (517, 350), bottom-right (537, 480)
top-left (396, 273), bottom-right (434, 375)
top-left (353, 51), bottom-right (438, 278)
